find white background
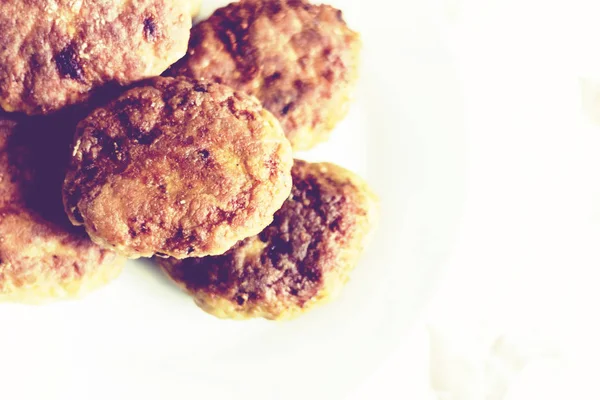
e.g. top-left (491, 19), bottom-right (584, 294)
top-left (352, 0), bottom-right (600, 398)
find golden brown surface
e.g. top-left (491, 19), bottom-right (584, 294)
top-left (159, 160), bottom-right (378, 320)
top-left (168, 0), bottom-right (361, 151)
top-left (0, 112), bottom-right (125, 302)
top-left (63, 77), bottom-right (293, 259)
top-left (0, 0), bottom-right (192, 115)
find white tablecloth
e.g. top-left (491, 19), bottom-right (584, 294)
top-left (351, 1), bottom-right (600, 398)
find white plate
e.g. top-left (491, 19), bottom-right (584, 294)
top-left (0, 1), bottom-right (464, 398)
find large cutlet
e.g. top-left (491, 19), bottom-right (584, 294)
top-left (0, 113), bottom-right (125, 302)
top-left (169, 0), bottom-right (361, 151)
top-left (63, 77), bottom-right (294, 259)
top-left (0, 0), bottom-right (192, 115)
top-left (159, 160), bottom-right (378, 320)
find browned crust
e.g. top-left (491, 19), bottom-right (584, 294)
top-left (0, 112), bottom-right (125, 301)
top-left (0, 0), bottom-right (192, 115)
top-left (168, 0), bottom-right (361, 151)
top-left (160, 160), bottom-right (378, 320)
top-left (63, 76), bottom-right (293, 259)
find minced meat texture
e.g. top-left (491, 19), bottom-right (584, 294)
top-left (63, 77), bottom-right (293, 259)
top-left (168, 0), bottom-right (361, 150)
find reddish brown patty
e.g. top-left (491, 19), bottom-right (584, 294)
top-left (160, 160), bottom-right (378, 320)
top-left (0, 112), bottom-right (124, 301)
top-left (0, 0), bottom-right (191, 114)
top-left (169, 0), bottom-right (361, 151)
top-left (63, 77), bottom-right (293, 259)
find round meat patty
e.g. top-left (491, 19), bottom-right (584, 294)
top-left (0, 113), bottom-right (125, 302)
top-left (159, 160), bottom-right (378, 320)
top-left (63, 77), bottom-right (294, 259)
top-left (168, 0), bottom-right (361, 151)
top-left (0, 0), bottom-right (192, 115)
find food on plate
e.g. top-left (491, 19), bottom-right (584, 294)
top-left (168, 0), bottom-right (361, 151)
top-left (0, 0), bottom-right (375, 318)
top-left (0, 113), bottom-right (125, 302)
top-left (159, 160), bottom-right (377, 320)
top-left (63, 76), bottom-right (293, 259)
top-left (0, 0), bottom-right (192, 115)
